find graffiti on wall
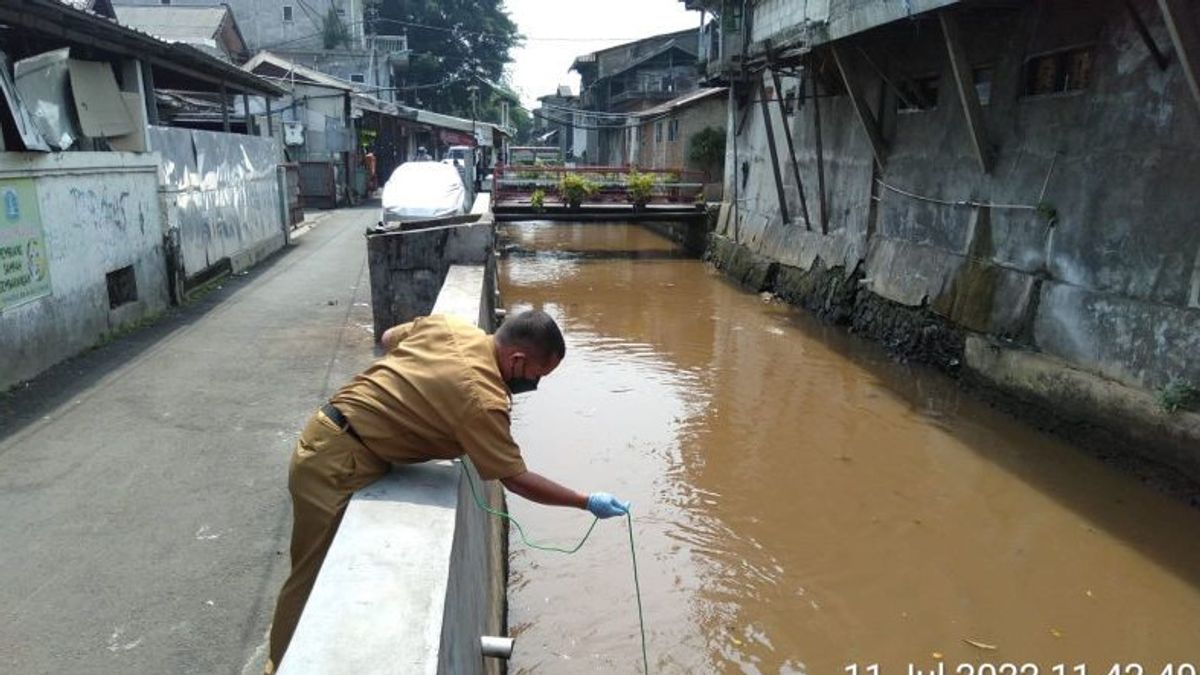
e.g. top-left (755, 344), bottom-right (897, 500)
top-left (0, 178), bottom-right (51, 311)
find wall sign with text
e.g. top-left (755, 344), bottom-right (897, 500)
top-left (0, 178), bottom-right (52, 311)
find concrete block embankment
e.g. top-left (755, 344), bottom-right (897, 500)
top-left (708, 230), bottom-right (1200, 484)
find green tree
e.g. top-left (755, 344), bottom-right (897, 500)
top-left (374, 0), bottom-right (523, 120)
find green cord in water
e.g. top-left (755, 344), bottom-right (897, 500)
top-left (459, 461), bottom-right (651, 674)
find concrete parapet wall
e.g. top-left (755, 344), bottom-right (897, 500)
top-left (0, 152), bottom-right (169, 390)
top-left (365, 203), bottom-right (494, 340)
top-left (280, 264), bottom-right (506, 674)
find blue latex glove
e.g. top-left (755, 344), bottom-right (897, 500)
top-left (586, 492), bottom-right (631, 519)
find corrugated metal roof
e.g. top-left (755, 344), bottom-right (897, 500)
top-left (112, 5), bottom-right (228, 42)
top-left (8, 0), bottom-right (284, 95)
top-left (635, 87), bottom-right (726, 118)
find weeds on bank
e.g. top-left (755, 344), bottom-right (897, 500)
top-left (94, 310), bottom-right (168, 349)
top-left (1157, 379), bottom-right (1199, 413)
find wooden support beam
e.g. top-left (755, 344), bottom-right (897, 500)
top-left (830, 44), bottom-right (887, 170)
top-left (856, 47), bottom-right (927, 111)
top-left (1158, 0), bottom-right (1200, 111)
top-left (242, 93), bottom-right (252, 135)
top-left (220, 82), bottom-right (230, 132)
top-left (140, 60), bottom-right (159, 126)
top-left (809, 71), bottom-right (829, 235)
top-left (265, 97), bottom-right (273, 136)
top-left (758, 77), bottom-right (791, 225)
top-left (940, 11), bottom-right (992, 173)
top-left (1126, 0), bottom-right (1171, 70)
top-left (769, 67), bottom-right (812, 230)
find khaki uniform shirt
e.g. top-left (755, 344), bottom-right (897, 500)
top-left (330, 314), bottom-right (526, 480)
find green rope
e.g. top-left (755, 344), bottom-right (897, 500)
top-left (459, 461), bottom-right (651, 673)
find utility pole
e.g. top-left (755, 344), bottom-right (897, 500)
top-left (468, 84), bottom-right (480, 191)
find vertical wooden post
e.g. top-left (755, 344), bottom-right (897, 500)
top-left (344, 93), bottom-right (355, 206)
top-left (242, 93), bottom-right (252, 135)
top-left (770, 67), bottom-right (812, 230)
top-left (220, 82), bottom-right (230, 132)
top-left (940, 11), bottom-right (993, 172)
top-left (1158, 0), bottom-right (1200, 112)
top-left (1126, 0), bottom-right (1170, 70)
top-left (266, 97), bottom-right (274, 136)
top-left (831, 44), bottom-right (887, 169)
top-left (758, 76), bottom-right (790, 225)
top-left (140, 61), bottom-right (159, 126)
top-left (809, 71), bottom-right (829, 234)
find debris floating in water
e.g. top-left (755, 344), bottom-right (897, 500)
top-left (963, 638), bottom-right (998, 650)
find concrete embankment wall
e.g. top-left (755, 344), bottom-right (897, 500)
top-left (281, 209), bottom-right (505, 674)
top-left (0, 153), bottom-right (170, 391)
top-left (711, 0), bottom-right (1200, 478)
top-left (149, 126), bottom-right (289, 292)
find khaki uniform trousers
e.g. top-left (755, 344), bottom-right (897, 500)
top-left (265, 409), bottom-right (389, 674)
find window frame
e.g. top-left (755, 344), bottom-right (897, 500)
top-left (896, 73), bottom-right (940, 114)
top-left (1021, 44), bottom-right (1095, 98)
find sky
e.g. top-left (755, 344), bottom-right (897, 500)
top-left (502, 0), bottom-right (703, 109)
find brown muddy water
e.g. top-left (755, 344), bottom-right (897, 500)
top-left (498, 221), bottom-right (1200, 675)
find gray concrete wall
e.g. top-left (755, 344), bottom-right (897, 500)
top-left (365, 197), bottom-right (495, 340)
top-left (116, 0), bottom-right (366, 53)
top-left (150, 126), bottom-right (289, 286)
top-left (0, 153), bottom-right (169, 390)
top-left (279, 264), bottom-right (507, 675)
top-left (714, 0), bottom-right (1200, 476)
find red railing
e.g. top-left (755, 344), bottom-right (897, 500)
top-left (492, 164), bottom-right (708, 206)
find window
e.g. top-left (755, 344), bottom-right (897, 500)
top-left (667, 119), bottom-right (679, 142)
top-left (106, 266), bottom-right (137, 309)
top-left (654, 121), bottom-right (663, 142)
top-left (1024, 46), bottom-right (1093, 96)
top-left (350, 74), bottom-right (365, 83)
top-left (897, 75), bottom-right (939, 113)
top-left (160, 0), bottom-right (171, 5)
top-left (724, 3), bottom-right (743, 32)
top-left (973, 67), bottom-right (994, 106)
top-left (282, 5), bottom-right (293, 22)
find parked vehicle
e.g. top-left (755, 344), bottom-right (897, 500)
top-left (380, 161), bottom-right (469, 222)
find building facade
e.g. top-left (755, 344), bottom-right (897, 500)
top-left (115, 0), bottom-right (408, 100)
top-left (571, 28), bottom-right (702, 164)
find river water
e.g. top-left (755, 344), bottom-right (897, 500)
top-left (498, 221), bottom-right (1200, 674)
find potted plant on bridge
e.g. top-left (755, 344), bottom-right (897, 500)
top-left (560, 174), bottom-right (597, 210)
top-left (626, 170), bottom-right (655, 210)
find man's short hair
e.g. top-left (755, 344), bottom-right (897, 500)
top-left (495, 310), bottom-right (566, 363)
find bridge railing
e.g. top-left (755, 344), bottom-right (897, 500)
top-left (492, 164), bottom-right (707, 206)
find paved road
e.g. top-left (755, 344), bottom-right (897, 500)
top-left (0, 206), bottom-right (380, 674)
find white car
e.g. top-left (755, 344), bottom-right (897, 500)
top-left (380, 161), bottom-right (469, 222)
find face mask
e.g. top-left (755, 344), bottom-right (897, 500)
top-left (505, 377), bottom-right (540, 395)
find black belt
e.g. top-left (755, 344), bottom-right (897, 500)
top-left (321, 403), bottom-right (364, 444)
